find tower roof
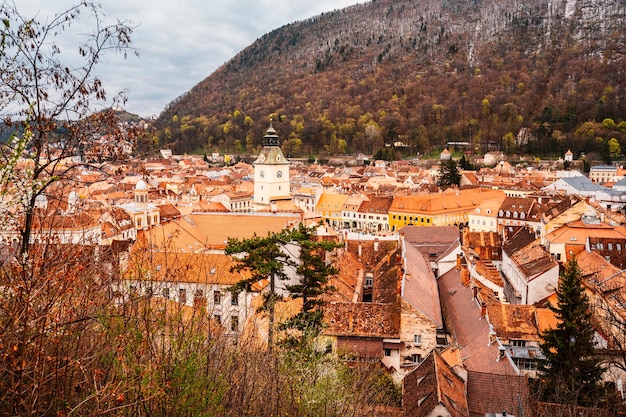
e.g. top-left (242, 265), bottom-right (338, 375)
top-left (254, 122), bottom-right (289, 166)
top-left (135, 179), bottom-right (148, 191)
top-left (262, 122), bottom-right (280, 147)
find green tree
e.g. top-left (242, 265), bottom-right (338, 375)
top-left (459, 153), bottom-right (473, 170)
top-left (437, 158), bottom-right (461, 188)
top-left (608, 137), bottom-right (621, 158)
top-left (536, 256), bottom-right (606, 407)
top-left (502, 131), bottom-right (516, 155)
top-left (227, 225), bottom-right (340, 348)
top-left (225, 232), bottom-right (293, 351)
top-left (282, 224), bottom-right (341, 334)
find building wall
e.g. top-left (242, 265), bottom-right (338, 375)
top-left (114, 279), bottom-right (250, 335)
top-left (400, 298), bottom-right (438, 368)
top-left (469, 213), bottom-right (498, 233)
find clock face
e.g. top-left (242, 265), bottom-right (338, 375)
top-left (276, 170), bottom-right (283, 178)
top-left (259, 170), bottom-right (265, 178)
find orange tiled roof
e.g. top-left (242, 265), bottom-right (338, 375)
top-left (390, 188), bottom-right (505, 215)
top-left (323, 301), bottom-right (400, 338)
top-left (126, 250), bottom-right (250, 285)
top-left (137, 212), bottom-right (302, 252)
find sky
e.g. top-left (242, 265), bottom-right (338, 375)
top-left (19, 1), bottom-right (363, 118)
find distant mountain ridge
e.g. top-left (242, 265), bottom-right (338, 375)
top-left (155, 0), bottom-right (626, 159)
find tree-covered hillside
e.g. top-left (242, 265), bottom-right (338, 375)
top-left (154, 0), bottom-right (626, 160)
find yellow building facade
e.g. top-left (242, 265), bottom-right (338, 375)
top-left (389, 188), bottom-right (506, 231)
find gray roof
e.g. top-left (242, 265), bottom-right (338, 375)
top-left (560, 176), bottom-right (605, 192)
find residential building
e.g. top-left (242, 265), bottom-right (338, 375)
top-left (496, 196), bottom-right (541, 233)
top-left (501, 228), bottom-right (559, 305)
top-left (403, 350), bottom-right (469, 417)
top-left (400, 226), bottom-right (462, 278)
top-left (389, 188), bottom-right (505, 231)
top-left (364, 195), bottom-right (393, 233)
top-left (316, 192), bottom-right (349, 228)
top-left (468, 196), bottom-right (506, 233)
top-left (210, 191), bottom-right (253, 212)
top-left (292, 186), bottom-right (321, 213)
top-left (546, 211), bottom-right (626, 262)
top-left (589, 165), bottom-right (618, 183)
top-left (117, 249), bottom-right (252, 337)
top-left (341, 195), bottom-right (365, 229)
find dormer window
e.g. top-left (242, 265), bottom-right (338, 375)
top-left (499, 210), bottom-right (504, 216)
top-left (520, 212), bottom-right (525, 219)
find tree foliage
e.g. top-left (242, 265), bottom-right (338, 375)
top-left (437, 158), bottom-right (461, 188)
top-left (154, 0), bottom-right (626, 158)
top-left (536, 256), bottom-right (606, 407)
top-left (226, 224), bottom-right (341, 347)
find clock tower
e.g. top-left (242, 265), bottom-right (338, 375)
top-left (253, 122), bottom-right (291, 206)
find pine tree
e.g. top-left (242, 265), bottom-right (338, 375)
top-left (437, 158), bottom-right (461, 188)
top-left (536, 256), bottom-right (605, 407)
top-left (283, 224), bottom-right (340, 334)
top-left (225, 232), bottom-right (294, 351)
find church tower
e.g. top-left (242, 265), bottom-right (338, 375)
top-left (253, 122), bottom-right (290, 206)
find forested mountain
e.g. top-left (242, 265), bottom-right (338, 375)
top-left (154, 0), bottom-right (626, 160)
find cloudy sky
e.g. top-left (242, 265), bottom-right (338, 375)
top-left (20, 1), bottom-right (363, 118)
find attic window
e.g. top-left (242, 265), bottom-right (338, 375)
top-left (570, 237), bottom-right (577, 241)
top-left (486, 209), bottom-right (491, 214)
top-left (210, 267), bottom-right (217, 274)
top-left (417, 394), bottom-right (430, 407)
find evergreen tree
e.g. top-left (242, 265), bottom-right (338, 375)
top-left (283, 224), bottom-right (341, 334)
top-left (225, 232), bottom-right (294, 351)
top-left (459, 153), bottom-right (474, 170)
top-left (226, 225), bottom-right (340, 348)
top-left (536, 256), bottom-right (605, 407)
top-left (437, 158), bottom-right (461, 188)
